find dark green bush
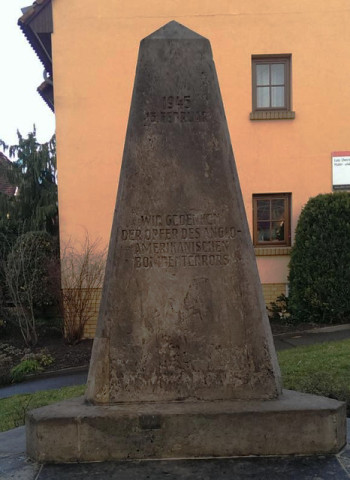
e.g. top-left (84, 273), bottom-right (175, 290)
top-left (288, 192), bottom-right (350, 324)
top-left (267, 294), bottom-right (291, 324)
top-left (10, 358), bottom-right (43, 383)
top-left (10, 349), bottom-right (54, 382)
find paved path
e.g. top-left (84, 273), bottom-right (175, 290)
top-left (273, 323), bottom-right (350, 351)
top-left (0, 369), bottom-right (88, 400)
top-left (1, 423), bottom-right (350, 480)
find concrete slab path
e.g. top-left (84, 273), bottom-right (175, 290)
top-left (1, 423), bottom-right (350, 480)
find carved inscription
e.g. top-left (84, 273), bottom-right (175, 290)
top-left (144, 95), bottom-right (209, 126)
top-left (121, 213), bottom-right (235, 268)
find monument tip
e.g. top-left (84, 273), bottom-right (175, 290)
top-left (144, 20), bottom-right (207, 40)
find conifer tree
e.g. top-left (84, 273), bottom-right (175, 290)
top-left (0, 129), bottom-right (59, 343)
top-left (0, 127), bottom-right (58, 237)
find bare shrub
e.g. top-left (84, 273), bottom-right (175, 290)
top-left (5, 232), bottom-right (58, 346)
top-left (61, 235), bottom-right (107, 344)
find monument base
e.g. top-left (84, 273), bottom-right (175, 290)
top-left (26, 390), bottom-right (346, 463)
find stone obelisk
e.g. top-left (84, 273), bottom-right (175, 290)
top-left (27, 22), bottom-right (346, 462)
top-left (86, 21), bottom-right (281, 404)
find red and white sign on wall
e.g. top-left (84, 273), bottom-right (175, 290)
top-left (332, 151), bottom-right (350, 190)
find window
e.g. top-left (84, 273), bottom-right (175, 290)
top-left (251, 55), bottom-right (294, 120)
top-left (253, 193), bottom-right (291, 246)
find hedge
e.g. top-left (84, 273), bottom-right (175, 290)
top-left (288, 192), bottom-right (350, 324)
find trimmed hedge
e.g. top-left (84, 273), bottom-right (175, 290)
top-left (288, 192), bottom-right (350, 324)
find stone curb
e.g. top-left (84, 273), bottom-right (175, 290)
top-left (272, 324), bottom-right (350, 338)
top-left (23, 364), bottom-right (89, 381)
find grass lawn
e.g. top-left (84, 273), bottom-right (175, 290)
top-left (0, 385), bottom-right (85, 432)
top-left (1, 339), bottom-right (350, 432)
top-left (278, 338), bottom-right (350, 408)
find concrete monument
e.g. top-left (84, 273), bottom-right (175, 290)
top-left (27, 21), bottom-right (346, 462)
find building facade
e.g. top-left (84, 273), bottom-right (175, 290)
top-left (20, 0), bottom-right (350, 337)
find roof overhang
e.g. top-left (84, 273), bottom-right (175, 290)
top-left (18, 0), bottom-right (53, 75)
top-left (18, 0), bottom-right (54, 112)
top-left (38, 78), bottom-right (54, 111)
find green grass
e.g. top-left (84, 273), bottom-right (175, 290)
top-left (278, 339), bottom-right (350, 410)
top-left (0, 384), bottom-right (85, 432)
top-left (1, 339), bottom-right (350, 433)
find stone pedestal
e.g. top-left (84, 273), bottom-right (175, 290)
top-left (27, 390), bottom-right (346, 462)
top-left (26, 21), bottom-right (346, 461)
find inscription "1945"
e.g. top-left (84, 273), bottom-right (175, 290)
top-left (162, 96), bottom-right (191, 109)
top-left (144, 95), bottom-right (209, 126)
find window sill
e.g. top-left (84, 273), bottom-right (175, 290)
top-left (254, 246), bottom-right (292, 256)
top-left (250, 110), bottom-right (295, 121)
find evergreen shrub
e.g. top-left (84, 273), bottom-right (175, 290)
top-left (288, 192), bottom-right (350, 324)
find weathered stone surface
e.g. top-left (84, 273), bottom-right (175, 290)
top-left (86, 20), bottom-right (281, 405)
top-left (26, 390), bottom-right (346, 462)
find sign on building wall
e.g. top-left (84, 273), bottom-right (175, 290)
top-left (332, 151), bottom-right (350, 190)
